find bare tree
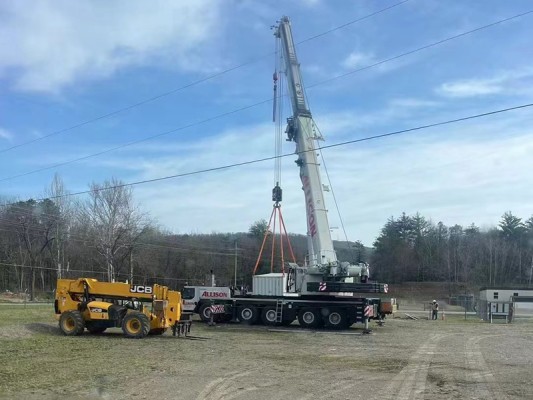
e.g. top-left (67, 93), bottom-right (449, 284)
top-left (77, 178), bottom-right (148, 282)
top-left (45, 173), bottom-right (71, 279)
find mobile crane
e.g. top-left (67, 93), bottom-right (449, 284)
top-left (55, 278), bottom-right (191, 338)
top-left (184, 17), bottom-right (393, 330)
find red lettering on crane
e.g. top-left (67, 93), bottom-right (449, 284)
top-left (201, 291), bottom-right (228, 298)
top-left (301, 175), bottom-right (317, 237)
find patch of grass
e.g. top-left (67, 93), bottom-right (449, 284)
top-left (0, 305), bottom-right (53, 327)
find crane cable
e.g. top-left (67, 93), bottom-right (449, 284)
top-left (273, 32), bottom-right (284, 188)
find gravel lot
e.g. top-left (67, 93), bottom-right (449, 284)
top-left (0, 305), bottom-right (532, 400)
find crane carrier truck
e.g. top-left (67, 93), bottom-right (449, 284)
top-left (183, 17), bottom-right (394, 330)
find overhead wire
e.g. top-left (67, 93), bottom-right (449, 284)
top-left (0, 1), bottom-right (411, 155)
top-left (1, 9), bottom-right (530, 183)
top-left (306, 9), bottom-right (533, 89)
top-left (0, 217), bottom-right (241, 257)
top-left (0, 204), bottom-right (291, 256)
top-left (0, 262), bottom-right (201, 283)
top-left (1, 102), bottom-right (531, 206)
top-left (0, 204), bottom-right (243, 255)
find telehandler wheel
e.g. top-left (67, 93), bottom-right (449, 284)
top-left (324, 308), bottom-right (349, 330)
top-left (122, 312), bottom-right (150, 338)
top-left (297, 307), bottom-right (322, 329)
top-left (59, 310), bottom-right (85, 336)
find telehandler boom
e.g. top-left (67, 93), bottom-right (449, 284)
top-left (55, 278), bottom-right (191, 338)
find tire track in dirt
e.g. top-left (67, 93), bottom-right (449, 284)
top-left (297, 377), bottom-right (358, 400)
top-left (195, 369), bottom-right (257, 400)
top-left (386, 333), bottom-right (450, 400)
top-left (465, 335), bottom-right (507, 400)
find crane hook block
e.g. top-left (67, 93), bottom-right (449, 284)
top-left (272, 185), bottom-right (282, 202)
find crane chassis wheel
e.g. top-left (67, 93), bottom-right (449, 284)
top-left (199, 303), bottom-right (213, 322)
top-left (238, 305), bottom-right (259, 325)
top-left (297, 308), bottom-right (322, 329)
top-left (324, 308), bottom-right (349, 329)
top-left (261, 306), bottom-right (278, 326)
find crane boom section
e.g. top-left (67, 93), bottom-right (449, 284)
top-left (277, 16), bottom-right (310, 117)
top-left (277, 16), bottom-right (338, 270)
top-left (295, 116), bottom-right (337, 268)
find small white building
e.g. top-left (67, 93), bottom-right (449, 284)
top-left (478, 287), bottom-right (533, 322)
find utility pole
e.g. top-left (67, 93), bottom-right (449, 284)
top-left (234, 240), bottom-right (238, 287)
top-left (529, 255), bottom-right (533, 287)
top-left (57, 224), bottom-right (62, 279)
top-left (129, 249), bottom-right (134, 284)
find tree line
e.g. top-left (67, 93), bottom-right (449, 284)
top-left (1, 175), bottom-right (530, 298)
top-left (371, 212), bottom-right (533, 287)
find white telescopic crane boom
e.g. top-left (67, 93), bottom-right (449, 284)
top-left (276, 16), bottom-right (338, 274)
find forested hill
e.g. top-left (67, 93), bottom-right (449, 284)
top-left (1, 179), bottom-right (531, 298)
top-left (371, 212), bottom-right (533, 287)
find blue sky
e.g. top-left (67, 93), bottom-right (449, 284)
top-left (1, 0), bottom-right (532, 246)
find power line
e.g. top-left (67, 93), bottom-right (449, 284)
top-left (297, 0), bottom-right (410, 45)
top-left (307, 9), bottom-right (533, 88)
top-left (2, 102), bottom-right (531, 206)
top-left (0, 205), bottom-right (264, 256)
top-left (0, 1), bottom-right (410, 156)
top-left (1, 9), bottom-right (530, 183)
top-left (0, 204), bottom-right (244, 254)
top-left (0, 262), bottom-right (201, 283)
top-left (0, 220), bottom-right (241, 257)
top-left (0, 99), bottom-right (272, 182)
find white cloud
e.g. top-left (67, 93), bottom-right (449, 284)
top-left (60, 107), bottom-right (531, 247)
top-left (0, 128), bottom-right (13, 141)
top-left (341, 51), bottom-right (375, 70)
top-left (388, 98), bottom-right (440, 109)
top-left (438, 79), bottom-right (502, 98)
top-left (0, 1), bottom-right (222, 93)
top-left (299, 0), bottom-right (321, 6)
top-left (437, 68), bottom-right (533, 98)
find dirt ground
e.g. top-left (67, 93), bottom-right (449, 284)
top-left (0, 305), bottom-right (532, 400)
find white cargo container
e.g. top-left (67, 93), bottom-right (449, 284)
top-left (252, 273), bottom-right (286, 296)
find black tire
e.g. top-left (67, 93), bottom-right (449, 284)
top-left (85, 322), bottom-right (107, 334)
top-left (199, 303), bottom-right (213, 322)
top-left (261, 306), bottom-right (279, 326)
top-left (122, 312), bottom-right (150, 338)
top-left (324, 308), bottom-right (349, 330)
top-left (237, 305), bottom-right (259, 325)
top-left (298, 307), bottom-right (322, 329)
top-left (59, 310), bottom-right (85, 336)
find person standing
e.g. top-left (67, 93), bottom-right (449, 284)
top-left (432, 300), bottom-right (439, 320)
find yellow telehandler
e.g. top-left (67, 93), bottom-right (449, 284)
top-left (54, 278), bottom-right (191, 338)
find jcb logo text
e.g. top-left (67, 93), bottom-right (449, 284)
top-left (130, 285), bottom-right (153, 294)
